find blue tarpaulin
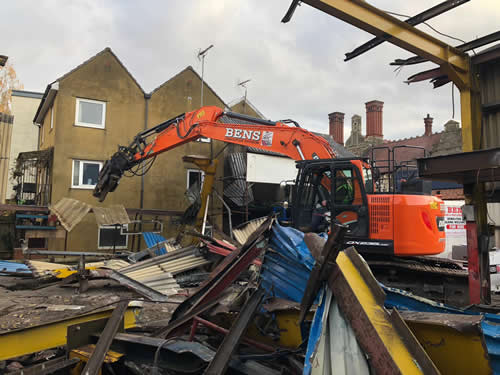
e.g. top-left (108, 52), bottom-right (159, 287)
top-left (260, 223), bottom-right (321, 302)
top-left (142, 232), bottom-right (167, 256)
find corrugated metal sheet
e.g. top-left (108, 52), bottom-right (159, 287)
top-left (228, 152), bottom-right (247, 177)
top-left (478, 52), bottom-right (500, 149)
top-left (49, 198), bottom-right (91, 232)
top-left (224, 180), bottom-right (253, 206)
top-left (0, 261), bottom-right (31, 275)
top-left (119, 246), bottom-right (211, 295)
top-left (143, 232), bottom-right (167, 249)
top-left (93, 205), bottom-right (130, 226)
top-left (233, 217), bottom-right (267, 245)
top-left (85, 259), bottom-right (129, 270)
top-left (305, 288), bottom-right (369, 375)
top-left (260, 222), bottom-right (317, 302)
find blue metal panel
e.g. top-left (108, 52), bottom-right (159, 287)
top-left (142, 232), bottom-right (167, 255)
top-left (260, 223), bottom-right (324, 303)
top-left (0, 261), bottom-right (31, 274)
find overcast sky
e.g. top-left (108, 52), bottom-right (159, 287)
top-left (2, 0), bottom-right (499, 139)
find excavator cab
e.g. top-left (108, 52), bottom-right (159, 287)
top-left (292, 159), bottom-right (369, 237)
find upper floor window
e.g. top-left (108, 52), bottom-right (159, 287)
top-left (72, 159), bottom-right (102, 189)
top-left (75, 98), bottom-right (106, 129)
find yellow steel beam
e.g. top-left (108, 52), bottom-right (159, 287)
top-left (301, 0), bottom-right (468, 72)
top-left (401, 312), bottom-right (491, 375)
top-left (0, 306), bottom-right (139, 360)
top-left (296, 0), bottom-right (481, 151)
top-left (330, 248), bottom-right (439, 374)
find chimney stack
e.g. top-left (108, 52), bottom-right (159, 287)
top-left (328, 112), bottom-right (344, 145)
top-left (424, 114), bottom-right (433, 136)
top-left (365, 100), bottom-right (384, 138)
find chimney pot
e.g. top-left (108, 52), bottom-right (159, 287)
top-left (328, 112), bottom-right (344, 145)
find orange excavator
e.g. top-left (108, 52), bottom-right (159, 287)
top-left (94, 106), bottom-right (446, 258)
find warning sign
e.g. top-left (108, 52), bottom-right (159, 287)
top-left (444, 205), bottom-right (466, 236)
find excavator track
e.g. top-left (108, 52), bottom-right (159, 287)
top-left (365, 254), bottom-right (469, 307)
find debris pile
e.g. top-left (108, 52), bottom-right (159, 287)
top-left (1, 215), bottom-right (500, 374)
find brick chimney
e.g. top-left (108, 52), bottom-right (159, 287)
top-left (424, 114), bottom-right (433, 136)
top-left (365, 100), bottom-right (384, 138)
top-left (328, 112), bottom-right (344, 145)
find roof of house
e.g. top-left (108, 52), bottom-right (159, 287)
top-left (313, 132), bottom-right (356, 158)
top-left (54, 47), bottom-right (145, 93)
top-left (150, 65), bottom-right (229, 108)
top-left (34, 47), bottom-right (146, 123)
top-left (228, 97), bottom-right (266, 119)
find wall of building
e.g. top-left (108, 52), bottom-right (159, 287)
top-left (47, 50), bottom-right (146, 251)
top-left (7, 92), bottom-right (42, 201)
top-left (145, 67), bottom-right (226, 236)
top-left (0, 114), bottom-right (13, 204)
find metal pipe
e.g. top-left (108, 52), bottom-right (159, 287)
top-left (192, 316), bottom-right (275, 352)
top-left (214, 190), bottom-right (233, 239)
top-left (201, 194), bottom-right (210, 235)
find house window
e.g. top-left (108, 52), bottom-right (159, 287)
top-left (72, 159), bottom-right (102, 189)
top-left (187, 169), bottom-right (205, 190)
top-left (98, 224), bottom-right (128, 249)
top-left (75, 98), bottom-right (106, 129)
top-left (50, 106), bottom-right (54, 130)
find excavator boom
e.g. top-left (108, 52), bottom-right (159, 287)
top-left (94, 106), bottom-right (335, 201)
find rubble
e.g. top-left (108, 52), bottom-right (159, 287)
top-left (1, 214), bottom-right (500, 374)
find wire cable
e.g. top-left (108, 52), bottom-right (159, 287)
top-left (382, 9), bottom-right (466, 44)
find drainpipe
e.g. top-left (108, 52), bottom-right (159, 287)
top-left (141, 93), bottom-right (151, 210)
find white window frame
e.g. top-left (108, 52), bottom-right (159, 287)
top-left (97, 224), bottom-right (129, 250)
top-left (75, 98), bottom-right (106, 129)
top-left (186, 169), bottom-right (205, 189)
top-left (50, 106), bottom-right (54, 130)
top-left (71, 159), bottom-right (103, 189)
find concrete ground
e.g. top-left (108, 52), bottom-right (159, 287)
top-left (0, 275), bottom-right (184, 333)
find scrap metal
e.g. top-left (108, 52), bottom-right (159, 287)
top-left (204, 287), bottom-right (266, 375)
top-left (0, 305), bottom-right (139, 360)
top-left (330, 247), bottom-right (440, 374)
top-left (169, 216), bottom-right (273, 323)
top-left (190, 316), bottom-right (275, 352)
top-left (400, 311), bottom-right (491, 374)
top-left (49, 197), bottom-right (91, 232)
top-left (9, 357), bottom-right (80, 375)
top-left (300, 225), bottom-right (347, 322)
top-left (81, 301), bottom-right (129, 375)
top-left (344, 0), bottom-right (470, 62)
top-left (92, 204), bottom-right (131, 226)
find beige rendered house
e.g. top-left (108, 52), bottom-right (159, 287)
top-left (29, 47), bottom-right (226, 252)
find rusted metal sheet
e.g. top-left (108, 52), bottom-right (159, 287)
top-left (300, 225), bottom-right (346, 322)
top-left (93, 204), bottom-right (130, 226)
top-left (170, 217), bottom-right (273, 323)
top-left (49, 198), bottom-right (91, 232)
top-left (330, 247), bottom-right (439, 375)
top-left (204, 288), bottom-right (266, 375)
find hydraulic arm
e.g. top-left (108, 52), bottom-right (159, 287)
top-left (94, 106), bottom-right (335, 201)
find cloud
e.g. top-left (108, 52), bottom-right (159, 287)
top-left (2, 0), bottom-right (498, 140)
